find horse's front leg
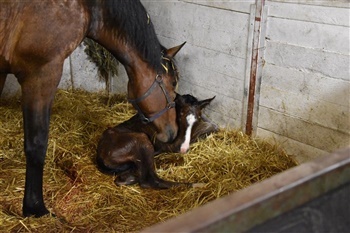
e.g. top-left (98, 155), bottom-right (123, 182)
top-left (20, 63), bottom-right (62, 217)
top-left (0, 73), bottom-right (6, 97)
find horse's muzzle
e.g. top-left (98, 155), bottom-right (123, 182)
top-left (156, 124), bottom-right (178, 143)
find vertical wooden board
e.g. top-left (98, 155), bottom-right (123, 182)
top-left (256, 128), bottom-right (327, 163)
top-left (266, 17), bottom-right (349, 55)
top-left (265, 41), bottom-right (350, 81)
top-left (258, 107), bottom-right (350, 153)
top-left (181, 0), bottom-right (254, 13)
top-left (267, 1), bottom-right (350, 26)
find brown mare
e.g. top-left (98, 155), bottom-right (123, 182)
top-left (97, 94), bottom-right (216, 189)
top-left (0, 0), bottom-right (185, 217)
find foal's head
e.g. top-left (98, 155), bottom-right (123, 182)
top-left (175, 94), bottom-right (215, 153)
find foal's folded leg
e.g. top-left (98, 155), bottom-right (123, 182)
top-left (134, 135), bottom-right (191, 189)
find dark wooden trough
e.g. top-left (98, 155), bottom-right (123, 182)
top-left (142, 147), bottom-right (350, 232)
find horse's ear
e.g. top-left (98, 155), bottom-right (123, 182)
top-left (199, 96), bottom-right (215, 109)
top-left (166, 42), bottom-right (186, 58)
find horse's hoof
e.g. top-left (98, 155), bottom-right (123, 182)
top-left (23, 207), bottom-right (51, 218)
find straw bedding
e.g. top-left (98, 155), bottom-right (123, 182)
top-left (0, 89), bottom-right (297, 232)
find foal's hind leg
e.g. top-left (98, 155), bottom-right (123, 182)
top-left (135, 137), bottom-right (191, 189)
top-left (19, 62), bottom-right (62, 217)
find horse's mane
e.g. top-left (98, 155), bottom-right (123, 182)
top-left (101, 0), bottom-right (165, 72)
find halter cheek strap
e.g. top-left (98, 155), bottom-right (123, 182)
top-left (128, 74), bottom-right (176, 124)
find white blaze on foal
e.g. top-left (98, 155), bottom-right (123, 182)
top-left (180, 114), bottom-right (197, 153)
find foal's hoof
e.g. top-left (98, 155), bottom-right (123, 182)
top-left (114, 174), bottom-right (137, 186)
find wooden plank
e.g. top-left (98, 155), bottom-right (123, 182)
top-left (256, 128), bottom-right (327, 163)
top-left (268, 0), bottom-right (350, 8)
top-left (142, 148), bottom-right (350, 232)
top-left (181, 0), bottom-right (254, 13)
top-left (242, 4), bottom-right (256, 131)
top-left (265, 41), bottom-right (350, 81)
top-left (260, 83), bottom-right (350, 134)
top-left (247, 182), bottom-right (350, 232)
top-left (258, 107), bottom-right (350, 152)
top-left (267, 1), bottom-right (350, 26)
top-left (179, 67), bottom-right (244, 101)
top-left (266, 17), bottom-right (350, 55)
top-left (262, 64), bottom-right (350, 107)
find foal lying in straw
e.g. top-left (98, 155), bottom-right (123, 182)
top-left (96, 94), bottom-right (217, 189)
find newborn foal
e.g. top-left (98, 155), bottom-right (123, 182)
top-left (96, 94), bottom-right (215, 189)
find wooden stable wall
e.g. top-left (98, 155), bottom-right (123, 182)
top-left (258, 0), bottom-right (350, 162)
top-left (1, 0), bottom-right (349, 163)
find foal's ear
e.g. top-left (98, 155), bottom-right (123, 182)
top-left (166, 42), bottom-right (186, 58)
top-left (199, 96), bottom-right (215, 109)
top-left (175, 93), bottom-right (186, 105)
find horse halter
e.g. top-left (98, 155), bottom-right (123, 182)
top-left (128, 74), bottom-right (176, 124)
